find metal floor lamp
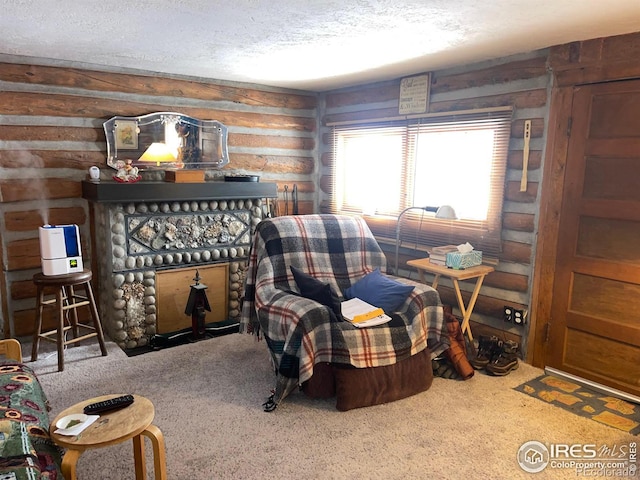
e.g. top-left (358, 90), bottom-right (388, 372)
top-left (393, 205), bottom-right (457, 275)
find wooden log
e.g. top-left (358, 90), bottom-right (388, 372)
top-left (0, 125), bottom-right (103, 142)
top-left (484, 270), bottom-right (529, 292)
top-left (0, 178), bottom-right (82, 203)
top-left (319, 175), bottom-right (331, 195)
top-left (431, 56), bottom-right (548, 94)
top-left (273, 181), bottom-right (315, 193)
top-left (507, 150), bottom-right (542, 170)
top-left (0, 92), bottom-right (316, 133)
top-left (438, 286), bottom-right (527, 321)
top-left (325, 56), bottom-right (548, 109)
top-left (13, 308), bottom-right (73, 338)
top-left (504, 181), bottom-right (538, 203)
top-left (225, 154), bottom-right (315, 174)
top-left (325, 82), bottom-right (398, 109)
top-left (10, 279), bottom-right (37, 300)
top-left (230, 133), bottom-right (315, 151)
top-left (272, 200), bottom-right (314, 216)
top-left (6, 235), bottom-right (90, 271)
top-left (0, 150), bottom-right (106, 169)
top-left (0, 62), bottom-right (317, 110)
top-left (501, 240), bottom-right (533, 264)
top-left (323, 89), bottom-right (548, 125)
top-left (4, 207), bottom-right (86, 232)
top-left (511, 118), bottom-right (545, 139)
top-left (502, 212), bottom-right (535, 232)
top-left (6, 238), bottom-right (40, 270)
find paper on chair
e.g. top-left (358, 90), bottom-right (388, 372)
top-left (341, 298), bottom-right (391, 328)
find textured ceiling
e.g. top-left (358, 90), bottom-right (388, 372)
top-left (2, 0), bottom-right (640, 91)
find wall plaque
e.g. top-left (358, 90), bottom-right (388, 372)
top-left (399, 74), bottom-right (430, 115)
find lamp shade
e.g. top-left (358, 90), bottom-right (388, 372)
top-left (435, 205), bottom-right (457, 219)
top-left (138, 143), bottom-right (177, 166)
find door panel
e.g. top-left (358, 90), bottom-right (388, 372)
top-left (547, 79), bottom-right (640, 396)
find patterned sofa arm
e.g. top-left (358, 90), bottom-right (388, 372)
top-left (0, 339), bottom-right (63, 479)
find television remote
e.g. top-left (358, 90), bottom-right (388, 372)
top-left (83, 395), bottom-right (134, 414)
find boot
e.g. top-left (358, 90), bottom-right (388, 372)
top-left (486, 340), bottom-right (519, 376)
top-left (469, 335), bottom-right (500, 370)
top-left (432, 356), bottom-right (460, 380)
top-left (442, 306), bottom-right (474, 380)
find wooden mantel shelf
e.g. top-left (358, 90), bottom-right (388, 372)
top-left (81, 180), bottom-right (278, 203)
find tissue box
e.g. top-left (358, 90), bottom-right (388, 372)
top-left (446, 250), bottom-right (482, 269)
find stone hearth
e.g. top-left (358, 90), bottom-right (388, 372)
top-left (82, 180), bottom-right (277, 350)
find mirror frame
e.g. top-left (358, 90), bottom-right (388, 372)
top-left (103, 112), bottom-right (229, 170)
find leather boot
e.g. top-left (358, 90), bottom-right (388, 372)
top-left (442, 306), bottom-right (474, 380)
top-left (486, 340), bottom-right (519, 376)
top-left (469, 335), bottom-right (500, 370)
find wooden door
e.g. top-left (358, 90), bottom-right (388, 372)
top-left (547, 79), bottom-right (640, 396)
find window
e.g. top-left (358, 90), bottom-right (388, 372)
top-left (329, 108), bottom-right (512, 255)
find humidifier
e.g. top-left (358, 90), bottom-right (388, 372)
top-left (39, 224), bottom-right (83, 275)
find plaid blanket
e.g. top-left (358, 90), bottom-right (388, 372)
top-left (240, 214), bottom-right (449, 408)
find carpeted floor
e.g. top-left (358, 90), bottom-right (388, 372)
top-left (514, 374), bottom-right (640, 435)
top-left (16, 334), bottom-right (640, 479)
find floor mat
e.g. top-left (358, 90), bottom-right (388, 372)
top-left (514, 374), bottom-right (640, 435)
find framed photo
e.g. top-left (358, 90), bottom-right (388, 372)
top-left (114, 120), bottom-right (138, 149)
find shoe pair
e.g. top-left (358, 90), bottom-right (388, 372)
top-left (470, 335), bottom-right (519, 376)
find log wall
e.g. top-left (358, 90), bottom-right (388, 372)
top-left (318, 51), bottom-right (552, 347)
top-left (0, 62), bottom-right (317, 337)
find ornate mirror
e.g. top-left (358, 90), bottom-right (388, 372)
top-left (103, 112), bottom-right (229, 170)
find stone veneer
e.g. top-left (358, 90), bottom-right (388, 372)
top-left (83, 181), bottom-right (276, 350)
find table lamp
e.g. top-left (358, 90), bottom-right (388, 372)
top-left (138, 142), bottom-right (177, 167)
top-left (394, 205), bottom-right (457, 275)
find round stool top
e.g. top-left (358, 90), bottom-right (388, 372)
top-left (33, 269), bottom-right (92, 286)
top-left (50, 394), bottom-right (154, 450)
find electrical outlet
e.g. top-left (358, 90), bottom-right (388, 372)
top-left (514, 309), bottom-right (528, 326)
top-left (503, 306), bottom-right (513, 322)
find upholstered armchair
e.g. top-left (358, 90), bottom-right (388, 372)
top-left (240, 214), bottom-right (449, 410)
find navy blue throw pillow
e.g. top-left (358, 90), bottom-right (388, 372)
top-left (344, 269), bottom-right (414, 313)
top-left (290, 266), bottom-right (342, 320)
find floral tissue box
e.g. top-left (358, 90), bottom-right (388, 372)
top-left (446, 250), bottom-right (482, 269)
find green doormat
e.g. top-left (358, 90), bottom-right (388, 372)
top-left (514, 374), bottom-right (640, 435)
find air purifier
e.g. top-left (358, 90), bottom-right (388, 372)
top-left (39, 224), bottom-right (83, 275)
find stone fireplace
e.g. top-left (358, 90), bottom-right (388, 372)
top-left (82, 180), bottom-right (277, 350)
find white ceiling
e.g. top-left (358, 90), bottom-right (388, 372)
top-left (2, 0), bottom-right (640, 92)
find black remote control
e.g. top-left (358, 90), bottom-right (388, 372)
top-left (83, 395), bottom-right (134, 414)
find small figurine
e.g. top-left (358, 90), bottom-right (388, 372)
top-left (113, 159), bottom-right (141, 183)
top-left (184, 270), bottom-right (211, 340)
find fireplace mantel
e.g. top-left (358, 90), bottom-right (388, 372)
top-left (82, 180), bottom-right (277, 203)
top-left (82, 179), bottom-right (277, 351)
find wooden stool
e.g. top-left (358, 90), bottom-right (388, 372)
top-left (50, 394), bottom-right (167, 480)
top-left (31, 269), bottom-right (107, 371)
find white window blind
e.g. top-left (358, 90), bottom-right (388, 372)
top-left (329, 107), bottom-right (513, 255)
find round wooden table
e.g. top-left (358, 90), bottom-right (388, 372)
top-left (50, 394), bottom-right (167, 480)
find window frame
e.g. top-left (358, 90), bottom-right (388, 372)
top-left (328, 107), bottom-right (513, 255)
